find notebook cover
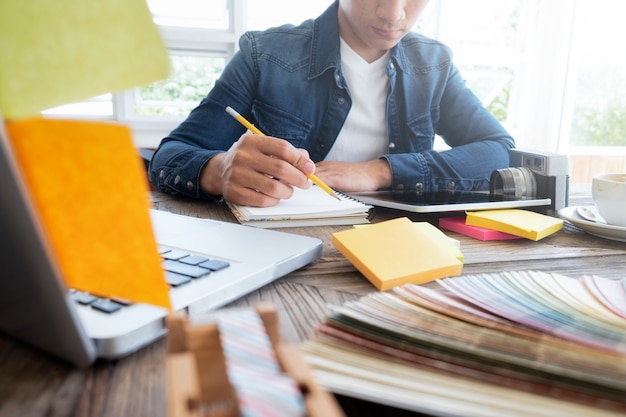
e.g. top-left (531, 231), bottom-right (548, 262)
top-left (331, 217), bottom-right (463, 291)
top-left (465, 209), bottom-right (564, 241)
top-left (6, 118), bottom-right (170, 309)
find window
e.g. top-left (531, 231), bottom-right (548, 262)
top-left (417, 1), bottom-right (522, 150)
top-left (44, 0), bottom-right (237, 147)
top-left (148, 0), bottom-right (229, 29)
top-left (132, 53), bottom-right (226, 118)
top-left (246, 2), bottom-right (331, 30)
top-left (42, 94), bottom-right (113, 117)
top-left (425, 0), bottom-right (626, 163)
top-left (559, 0), bottom-right (626, 152)
top-left (420, 1), bottom-right (522, 123)
top-left (42, 0), bottom-right (626, 163)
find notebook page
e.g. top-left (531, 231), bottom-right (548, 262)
top-left (231, 185), bottom-right (371, 221)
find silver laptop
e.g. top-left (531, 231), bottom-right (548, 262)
top-left (0, 122), bottom-right (323, 367)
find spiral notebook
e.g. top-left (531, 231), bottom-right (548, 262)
top-left (227, 185), bottom-right (373, 228)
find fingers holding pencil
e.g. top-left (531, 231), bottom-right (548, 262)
top-left (204, 134), bottom-right (313, 207)
top-left (225, 106), bottom-right (340, 201)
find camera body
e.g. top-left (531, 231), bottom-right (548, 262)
top-left (491, 149), bottom-right (569, 216)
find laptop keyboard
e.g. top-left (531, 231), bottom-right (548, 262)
top-left (70, 246), bottom-right (231, 314)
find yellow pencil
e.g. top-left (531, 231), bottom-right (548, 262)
top-left (225, 106), bottom-right (340, 201)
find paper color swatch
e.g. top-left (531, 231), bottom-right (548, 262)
top-left (303, 271), bottom-right (626, 416)
top-left (0, 0), bottom-right (169, 119)
top-left (332, 217), bottom-right (463, 291)
top-left (6, 118), bottom-right (170, 309)
top-left (465, 209), bottom-right (564, 241)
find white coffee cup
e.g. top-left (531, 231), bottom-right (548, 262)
top-left (592, 173), bottom-right (626, 227)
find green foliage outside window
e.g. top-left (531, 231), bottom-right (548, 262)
top-left (485, 83), bottom-right (510, 123)
top-left (569, 64), bottom-right (626, 147)
top-left (571, 106), bottom-right (626, 146)
top-left (135, 55), bottom-right (225, 116)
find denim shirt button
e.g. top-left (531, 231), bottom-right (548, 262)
top-left (159, 170), bottom-right (165, 179)
top-left (415, 182), bottom-right (423, 192)
top-left (186, 181), bottom-right (194, 191)
top-left (388, 142), bottom-right (396, 149)
top-left (447, 181), bottom-right (455, 190)
top-left (337, 97), bottom-right (346, 105)
top-left (174, 175), bottom-right (181, 185)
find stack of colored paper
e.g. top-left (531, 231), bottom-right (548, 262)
top-left (439, 216), bottom-right (521, 241)
top-left (440, 209), bottom-right (564, 241)
top-left (302, 271), bottom-right (626, 417)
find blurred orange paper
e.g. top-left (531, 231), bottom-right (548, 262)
top-left (6, 118), bottom-right (170, 309)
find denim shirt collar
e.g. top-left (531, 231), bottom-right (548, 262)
top-left (308, 2), bottom-right (341, 79)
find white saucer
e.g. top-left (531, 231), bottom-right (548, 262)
top-left (558, 206), bottom-right (626, 243)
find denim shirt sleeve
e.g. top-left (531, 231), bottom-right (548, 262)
top-left (148, 140), bottom-right (219, 199)
top-left (148, 32), bottom-right (262, 199)
top-left (149, 16), bottom-right (330, 199)
top-left (383, 50), bottom-right (515, 193)
top-left (383, 140), bottom-right (512, 193)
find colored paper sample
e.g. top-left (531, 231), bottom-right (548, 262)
top-left (0, 0), bottom-right (170, 119)
top-left (303, 271), bottom-right (626, 416)
top-left (6, 118), bottom-right (170, 309)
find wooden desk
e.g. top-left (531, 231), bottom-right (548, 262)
top-left (2, 186), bottom-right (625, 417)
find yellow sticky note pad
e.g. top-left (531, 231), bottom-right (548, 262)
top-left (6, 118), bottom-right (170, 309)
top-left (0, 0), bottom-right (169, 119)
top-left (412, 222), bottom-right (464, 263)
top-left (465, 209), bottom-right (564, 241)
top-left (332, 217), bottom-right (463, 291)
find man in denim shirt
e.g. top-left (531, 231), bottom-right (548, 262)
top-left (149, 0), bottom-right (514, 207)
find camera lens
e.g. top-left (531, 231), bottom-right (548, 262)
top-left (490, 167), bottom-right (537, 199)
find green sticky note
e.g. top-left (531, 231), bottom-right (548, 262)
top-left (0, 0), bottom-right (170, 119)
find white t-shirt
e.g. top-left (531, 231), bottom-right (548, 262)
top-left (324, 38), bottom-right (390, 162)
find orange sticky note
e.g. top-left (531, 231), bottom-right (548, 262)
top-left (6, 118), bottom-right (170, 309)
top-left (332, 217), bottom-right (463, 291)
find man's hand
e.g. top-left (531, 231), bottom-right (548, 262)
top-left (314, 159), bottom-right (392, 192)
top-left (200, 134), bottom-right (315, 207)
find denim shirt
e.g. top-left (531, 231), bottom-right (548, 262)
top-left (149, 1), bottom-right (514, 200)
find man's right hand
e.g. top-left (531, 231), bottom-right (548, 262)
top-left (200, 134), bottom-right (316, 207)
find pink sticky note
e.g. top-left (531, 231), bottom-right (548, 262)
top-left (439, 216), bottom-right (521, 241)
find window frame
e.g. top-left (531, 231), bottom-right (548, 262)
top-left (118, 0), bottom-right (247, 147)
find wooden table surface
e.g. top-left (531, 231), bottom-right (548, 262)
top-left (2, 185), bottom-right (625, 417)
